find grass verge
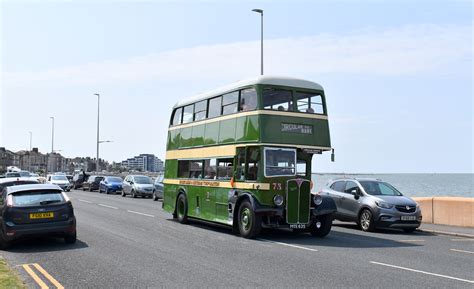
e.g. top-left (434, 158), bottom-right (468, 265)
top-left (0, 257), bottom-right (25, 289)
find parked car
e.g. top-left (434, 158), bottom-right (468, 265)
top-left (122, 175), bottom-right (154, 198)
top-left (47, 174), bottom-right (72, 192)
top-left (18, 171), bottom-right (31, 177)
top-left (0, 177), bottom-right (39, 191)
top-left (72, 171), bottom-right (89, 189)
top-left (5, 172), bottom-right (21, 178)
top-left (0, 183), bottom-right (76, 249)
top-left (322, 178), bottom-right (422, 233)
top-left (82, 176), bottom-right (104, 192)
top-left (99, 176), bottom-right (123, 194)
top-left (153, 175), bottom-right (164, 201)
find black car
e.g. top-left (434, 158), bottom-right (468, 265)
top-left (0, 183), bottom-right (76, 249)
top-left (72, 172), bottom-right (89, 189)
top-left (82, 176), bottom-right (104, 192)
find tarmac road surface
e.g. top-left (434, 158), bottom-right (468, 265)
top-left (2, 189), bottom-right (473, 288)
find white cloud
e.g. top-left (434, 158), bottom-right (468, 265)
top-left (3, 23), bottom-right (471, 87)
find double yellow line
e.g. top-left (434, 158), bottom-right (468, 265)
top-left (22, 263), bottom-right (64, 289)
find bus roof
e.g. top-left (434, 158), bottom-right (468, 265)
top-left (174, 75), bottom-right (324, 108)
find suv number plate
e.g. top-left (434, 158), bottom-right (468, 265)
top-left (400, 216), bottom-right (417, 221)
top-left (289, 224), bottom-right (306, 229)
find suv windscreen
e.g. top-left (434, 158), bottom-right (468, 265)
top-left (360, 181), bottom-right (402, 196)
top-left (107, 177), bottom-right (123, 183)
top-left (51, 175), bottom-right (68, 181)
top-left (134, 176), bottom-right (152, 184)
top-left (12, 190), bottom-right (65, 207)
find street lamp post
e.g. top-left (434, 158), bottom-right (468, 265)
top-left (252, 8), bottom-right (264, 75)
top-left (50, 117), bottom-right (54, 153)
top-left (28, 131), bottom-right (32, 151)
top-left (94, 93), bottom-right (100, 172)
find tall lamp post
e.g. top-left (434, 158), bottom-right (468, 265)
top-left (252, 8), bottom-right (264, 75)
top-left (94, 93), bottom-right (100, 172)
top-left (28, 131), bottom-right (32, 151)
top-left (49, 117), bottom-right (54, 153)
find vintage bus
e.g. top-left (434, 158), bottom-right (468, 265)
top-left (163, 76), bottom-right (336, 238)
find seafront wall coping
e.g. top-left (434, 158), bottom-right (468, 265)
top-left (413, 197), bottom-right (473, 227)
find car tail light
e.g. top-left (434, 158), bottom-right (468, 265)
top-left (6, 195), bottom-right (13, 207)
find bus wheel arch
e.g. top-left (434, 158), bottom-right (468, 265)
top-left (175, 189), bottom-right (189, 224)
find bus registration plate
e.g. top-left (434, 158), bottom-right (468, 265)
top-left (289, 224), bottom-right (306, 229)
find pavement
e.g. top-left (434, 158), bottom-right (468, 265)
top-left (1, 189), bottom-right (473, 288)
top-left (417, 223), bottom-right (474, 238)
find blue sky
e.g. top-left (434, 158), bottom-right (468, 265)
top-left (1, 0), bottom-right (472, 173)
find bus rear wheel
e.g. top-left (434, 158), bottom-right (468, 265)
top-left (237, 200), bottom-right (261, 239)
top-left (176, 193), bottom-right (188, 224)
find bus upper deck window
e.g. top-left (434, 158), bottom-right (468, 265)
top-left (222, 92), bottom-right (239, 115)
top-left (263, 88), bottom-right (293, 111)
top-left (172, 107), bottom-right (183, 125)
top-left (240, 88), bottom-right (257, 112)
top-left (182, 104), bottom-right (194, 123)
top-left (295, 91), bottom-right (324, 114)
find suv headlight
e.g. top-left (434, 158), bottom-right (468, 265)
top-left (375, 201), bottom-right (393, 209)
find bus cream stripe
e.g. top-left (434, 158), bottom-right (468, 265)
top-left (166, 144), bottom-right (331, 159)
top-left (169, 110), bottom-right (328, 131)
top-left (164, 178), bottom-right (270, 190)
top-left (166, 145), bottom-right (237, 159)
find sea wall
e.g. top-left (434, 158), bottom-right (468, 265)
top-left (413, 197), bottom-right (473, 227)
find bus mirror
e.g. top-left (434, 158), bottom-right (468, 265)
top-left (331, 149), bottom-right (335, 162)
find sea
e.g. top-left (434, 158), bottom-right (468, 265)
top-left (311, 173), bottom-right (473, 198)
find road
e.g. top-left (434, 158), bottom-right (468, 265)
top-left (1, 189), bottom-right (473, 288)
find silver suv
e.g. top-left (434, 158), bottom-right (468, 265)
top-left (322, 178), bottom-right (422, 233)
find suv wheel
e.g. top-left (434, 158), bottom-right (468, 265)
top-left (359, 209), bottom-right (375, 232)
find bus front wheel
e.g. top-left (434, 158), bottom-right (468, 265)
top-left (176, 193), bottom-right (188, 224)
top-left (237, 200), bottom-right (261, 239)
top-left (310, 214), bottom-right (332, 238)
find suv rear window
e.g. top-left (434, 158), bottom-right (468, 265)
top-left (12, 190), bottom-right (65, 207)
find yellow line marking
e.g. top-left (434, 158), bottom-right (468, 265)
top-left (450, 249), bottom-right (474, 254)
top-left (22, 264), bottom-right (48, 289)
top-left (32, 263), bottom-right (64, 289)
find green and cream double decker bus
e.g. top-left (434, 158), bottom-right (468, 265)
top-left (163, 76), bottom-right (337, 238)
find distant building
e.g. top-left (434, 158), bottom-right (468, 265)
top-left (121, 154), bottom-right (163, 172)
top-left (17, 148), bottom-right (48, 173)
top-left (0, 147), bottom-right (20, 173)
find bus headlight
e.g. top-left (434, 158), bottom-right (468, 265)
top-left (273, 195), bottom-right (284, 206)
top-left (312, 194), bottom-right (323, 206)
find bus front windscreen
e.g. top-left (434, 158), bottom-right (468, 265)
top-left (264, 148), bottom-right (296, 177)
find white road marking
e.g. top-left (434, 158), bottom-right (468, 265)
top-left (370, 261), bottom-right (474, 284)
top-left (398, 239), bottom-right (425, 242)
top-left (127, 210), bottom-right (155, 218)
top-left (450, 249), bottom-right (474, 254)
top-left (451, 238), bottom-right (474, 242)
top-left (98, 204), bottom-right (118, 210)
top-left (78, 199), bottom-right (92, 203)
top-left (258, 238), bottom-right (318, 252)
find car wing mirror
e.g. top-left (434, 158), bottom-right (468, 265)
top-left (351, 189), bottom-right (360, 199)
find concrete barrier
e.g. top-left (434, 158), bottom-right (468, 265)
top-left (413, 197), bottom-right (474, 227)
